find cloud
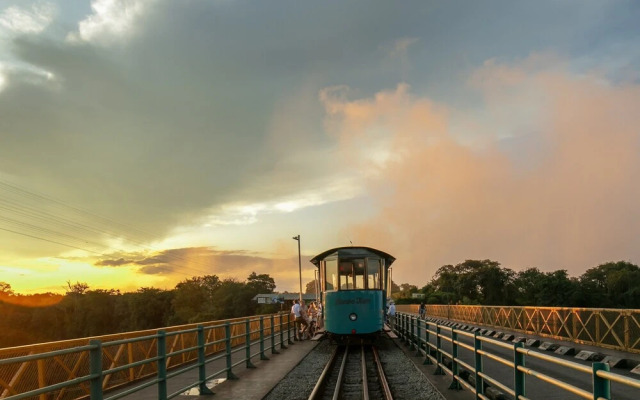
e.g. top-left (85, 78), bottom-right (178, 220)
top-left (385, 37), bottom-right (418, 77)
top-left (96, 247), bottom-right (277, 274)
top-left (0, 65), bottom-right (5, 92)
top-left (321, 54), bottom-right (640, 285)
top-left (0, 2), bottom-right (57, 34)
top-left (2, 1), bottom-right (639, 293)
top-left (94, 246), bottom-right (314, 290)
top-left (95, 257), bottom-right (132, 266)
top-left (0, 1), bottom-right (352, 255)
top-left (67, 0), bottom-right (156, 44)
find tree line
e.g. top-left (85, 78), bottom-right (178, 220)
top-left (3, 260), bottom-right (638, 348)
top-left (0, 272), bottom-right (278, 348)
top-left (392, 260), bottom-right (640, 308)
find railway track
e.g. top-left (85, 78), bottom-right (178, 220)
top-left (308, 344), bottom-right (393, 400)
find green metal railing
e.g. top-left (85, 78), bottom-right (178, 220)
top-left (393, 312), bottom-right (640, 400)
top-left (397, 304), bottom-right (640, 354)
top-left (0, 312), bottom-right (294, 400)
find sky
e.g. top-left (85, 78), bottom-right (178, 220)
top-left (1, 0), bottom-right (639, 295)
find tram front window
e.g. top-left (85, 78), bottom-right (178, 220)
top-left (325, 259), bottom-right (337, 291)
top-left (339, 259), bottom-right (365, 290)
top-left (367, 258), bottom-right (381, 289)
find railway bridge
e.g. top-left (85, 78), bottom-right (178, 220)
top-left (1, 305), bottom-right (640, 400)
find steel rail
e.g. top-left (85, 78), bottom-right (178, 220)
top-left (372, 346), bottom-right (393, 400)
top-left (361, 346), bottom-right (369, 400)
top-left (332, 345), bottom-right (349, 400)
top-left (307, 346), bottom-right (341, 400)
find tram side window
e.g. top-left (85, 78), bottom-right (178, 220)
top-left (325, 259), bottom-right (337, 291)
top-left (367, 258), bottom-right (381, 289)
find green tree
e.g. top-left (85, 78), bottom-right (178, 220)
top-left (120, 288), bottom-right (174, 330)
top-left (513, 268), bottom-right (578, 306)
top-left (171, 275), bottom-right (220, 324)
top-left (246, 272), bottom-right (276, 293)
top-left (579, 261), bottom-right (640, 308)
top-left (514, 268), bottom-right (546, 305)
top-left (210, 279), bottom-right (253, 319)
top-left (304, 279), bottom-right (319, 294)
top-left (430, 260), bottom-right (515, 305)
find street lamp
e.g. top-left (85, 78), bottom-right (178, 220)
top-left (292, 235), bottom-right (302, 303)
top-left (314, 269), bottom-right (319, 302)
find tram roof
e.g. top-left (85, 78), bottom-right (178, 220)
top-left (309, 246), bottom-right (395, 267)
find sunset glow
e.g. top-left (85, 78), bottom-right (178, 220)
top-left (1, 1), bottom-right (639, 295)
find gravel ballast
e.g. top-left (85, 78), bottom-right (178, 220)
top-left (262, 336), bottom-right (446, 400)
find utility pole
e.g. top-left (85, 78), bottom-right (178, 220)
top-left (292, 235), bottom-right (302, 303)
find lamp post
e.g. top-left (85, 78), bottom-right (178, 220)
top-left (292, 235), bottom-right (302, 303)
top-left (314, 269), bottom-right (319, 302)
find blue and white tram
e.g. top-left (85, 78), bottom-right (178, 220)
top-left (310, 246), bottom-right (395, 336)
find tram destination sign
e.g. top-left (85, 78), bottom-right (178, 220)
top-left (335, 297), bottom-right (372, 305)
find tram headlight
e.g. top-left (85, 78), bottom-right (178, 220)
top-left (349, 313), bottom-right (358, 321)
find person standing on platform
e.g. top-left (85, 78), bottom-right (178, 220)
top-left (317, 301), bottom-right (324, 329)
top-left (299, 300), bottom-right (310, 339)
top-left (308, 302), bottom-right (318, 338)
top-left (388, 300), bottom-right (396, 329)
top-left (291, 299), bottom-right (304, 341)
top-left (419, 302), bottom-right (426, 319)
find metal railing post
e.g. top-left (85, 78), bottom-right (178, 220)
top-left (405, 314), bottom-right (410, 344)
top-left (402, 314), bottom-right (408, 343)
top-left (287, 313), bottom-right (294, 344)
top-left (449, 329), bottom-right (461, 389)
top-left (245, 319), bottom-right (256, 368)
top-left (514, 342), bottom-right (525, 399)
top-left (270, 315), bottom-right (279, 354)
top-left (416, 318), bottom-right (423, 356)
top-left (391, 313), bottom-right (396, 334)
top-left (624, 311), bottom-right (630, 350)
top-left (259, 316), bottom-right (269, 360)
top-left (225, 322), bottom-right (238, 380)
top-left (279, 313), bottom-right (287, 349)
top-left (37, 359), bottom-right (46, 400)
top-left (409, 316), bottom-right (416, 351)
top-left (197, 326), bottom-right (214, 395)
top-left (593, 362), bottom-right (611, 400)
top-left (157, 330), bottom-right (168, 400)
top-left (424, 322), bottom-right (432, 365)
top-left (434, 324), bottom-right (444, 375)
top-left (89, 340), bottom-right (103, 400)
top-left (474, 332), bottom-right (484, 398)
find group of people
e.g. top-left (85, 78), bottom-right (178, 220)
top-left (291, 299), bottom-right (323, 341)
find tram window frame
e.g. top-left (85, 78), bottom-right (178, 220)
top-left (325, 258), bottom-right (338, 291)
top-left (366, 258), bottom-right (382, 289)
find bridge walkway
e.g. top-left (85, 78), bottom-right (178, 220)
top-left (107, 337), bottom-right (318, 400)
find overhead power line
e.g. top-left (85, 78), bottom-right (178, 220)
top-left (0, 179), bottom-right (219, 278)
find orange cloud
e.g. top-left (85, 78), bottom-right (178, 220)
top-left (320, 54), bottom-right (640, 286)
